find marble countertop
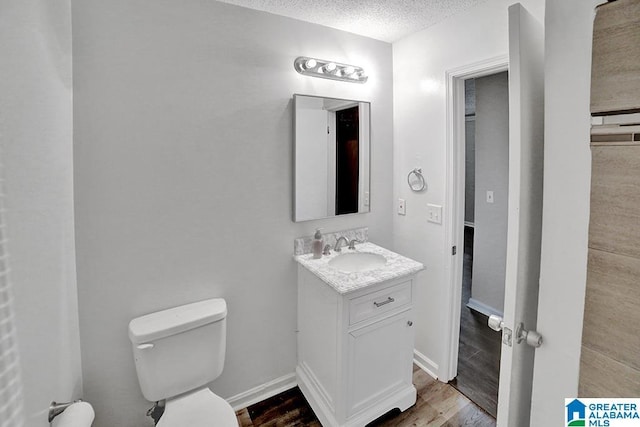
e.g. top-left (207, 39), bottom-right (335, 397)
top-left (294, 242), bottom-right (424, 294)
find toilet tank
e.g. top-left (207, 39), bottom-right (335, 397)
top-left (128, 298), bottom-right (227, 402)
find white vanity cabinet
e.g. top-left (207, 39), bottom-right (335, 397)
top-left (296, 265), bottom-right (418, 427)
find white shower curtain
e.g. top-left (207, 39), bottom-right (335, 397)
top-left (0, 171), bottom-right (24, 426)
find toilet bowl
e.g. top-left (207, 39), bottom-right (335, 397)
top-left (128, 298), bottom-right (238, 427)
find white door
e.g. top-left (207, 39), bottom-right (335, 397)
top-left (495, 3), bottom-right (545, 426)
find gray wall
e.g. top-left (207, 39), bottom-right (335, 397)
top-left (470, 71), bottom-right (509, 315)
top-left (71, 1), bottom-right (394, 426)
top-left (0, 0), bottom-right (83, 425)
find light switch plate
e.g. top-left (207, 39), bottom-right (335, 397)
top-left (427, 204), bottom-right (442, 224)
top-left (486, 191), bottom-right (494, 204)
top-left (398, 198), bottom-right (406, 215)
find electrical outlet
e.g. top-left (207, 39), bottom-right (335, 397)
top-left (486, 191), bottom-right (494, 203)
top-left (398, 198), bottom-right (406, 215)
top-left (427, 204), bottom-right (442, 224)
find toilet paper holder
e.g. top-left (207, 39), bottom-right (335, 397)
top-left (48, 399), bottom-right (84, 422)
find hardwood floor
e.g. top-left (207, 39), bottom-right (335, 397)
top-left (449, 227), bottom-right (501, 417)
top-left (240, 386), bottom-right (321, 427)
top-left (235, 365), bottom-right (495, 426)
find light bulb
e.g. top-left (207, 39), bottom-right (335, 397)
top-left (305, 58), bottom-right (317, 69)
top-left (343, 66), bottom-right (355, 76)
top-left (325, 62), bottom-right (337, 72)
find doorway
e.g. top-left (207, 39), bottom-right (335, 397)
top-left (335, 106), bottom-right (360, 215)
top-left (449, 72), bottom-right (509, 417)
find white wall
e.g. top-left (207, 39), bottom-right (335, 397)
top-left (392, 0), bottom-right (544, 378)
top-left (71, 1), bottom-right (394, 425)
top-left (0, 0), bottom-right (83, 425)
top-left (470, 71), bottom-right (509, 315)
top-left (530, 0), bottom-right (601, 424)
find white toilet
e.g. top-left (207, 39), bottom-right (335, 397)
top-left (128, 298), bottom-right (238, 427)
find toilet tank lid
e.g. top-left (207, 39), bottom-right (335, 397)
top-left (128, 298), bottom-right (227, 344)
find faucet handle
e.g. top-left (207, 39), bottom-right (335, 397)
top-left (323, 244), bottom-right (331, 256)
top-left (348, 239), bottom-right (363, 250)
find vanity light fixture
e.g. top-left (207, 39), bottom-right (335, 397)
top-left (294, 56), bottom-right (368, 84)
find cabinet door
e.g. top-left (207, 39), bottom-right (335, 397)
top-left (346, 310), bottom-right (414, 417)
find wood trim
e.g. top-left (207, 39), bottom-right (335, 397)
top-left (442, 55), bottom-right (508, 382)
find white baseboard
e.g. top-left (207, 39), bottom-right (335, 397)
top-left (413, 349), bottom-right (438, 380)
top-left (466, 298), bottom-right (503, 318)
top-left (226, 373), bottom-right (297, 411)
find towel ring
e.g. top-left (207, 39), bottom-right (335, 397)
top-left (407, 168), bottom-right (426, 192)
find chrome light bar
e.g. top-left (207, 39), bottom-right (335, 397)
top-left (294, 56), bottom-right (368, 84)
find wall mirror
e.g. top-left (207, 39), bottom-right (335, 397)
top-left (293, 94), bottom-right (371, 222)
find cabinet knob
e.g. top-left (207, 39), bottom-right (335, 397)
top-left (407, 320), bottom-right (413, 327)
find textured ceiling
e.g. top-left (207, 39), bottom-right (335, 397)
top-left (216, 0), bottom-right (488, 43)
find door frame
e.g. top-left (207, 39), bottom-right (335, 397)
top-left (441, 55), bottom-right (509, 382)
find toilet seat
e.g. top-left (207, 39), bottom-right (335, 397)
top-left (157, 388), bottom-right (238, 427)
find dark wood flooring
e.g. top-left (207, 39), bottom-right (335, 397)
top-left (240, 386), bottom-right (321, 427)
top-left (449, 227), bottom-right (501, 417)
top-left (235, 365), bottom-right (495, 426)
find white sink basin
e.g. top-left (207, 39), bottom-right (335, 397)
top-left (328, 252), bottom-right (387, 272)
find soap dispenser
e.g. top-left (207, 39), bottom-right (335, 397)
top-left (312, 229), bottom-right (324, 259)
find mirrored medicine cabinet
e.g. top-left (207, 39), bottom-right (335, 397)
top-left (293, 94), bottom-right (371, 222)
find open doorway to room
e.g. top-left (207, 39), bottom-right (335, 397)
top-left (335, 106), bottom-right (360, 215)
top-left (449, 71), bottom-right (509, 418)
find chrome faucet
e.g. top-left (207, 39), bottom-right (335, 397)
top-left (334, 237), bottom-right (363, 251)
top-left (334, 236), bottom-right (350, 252)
